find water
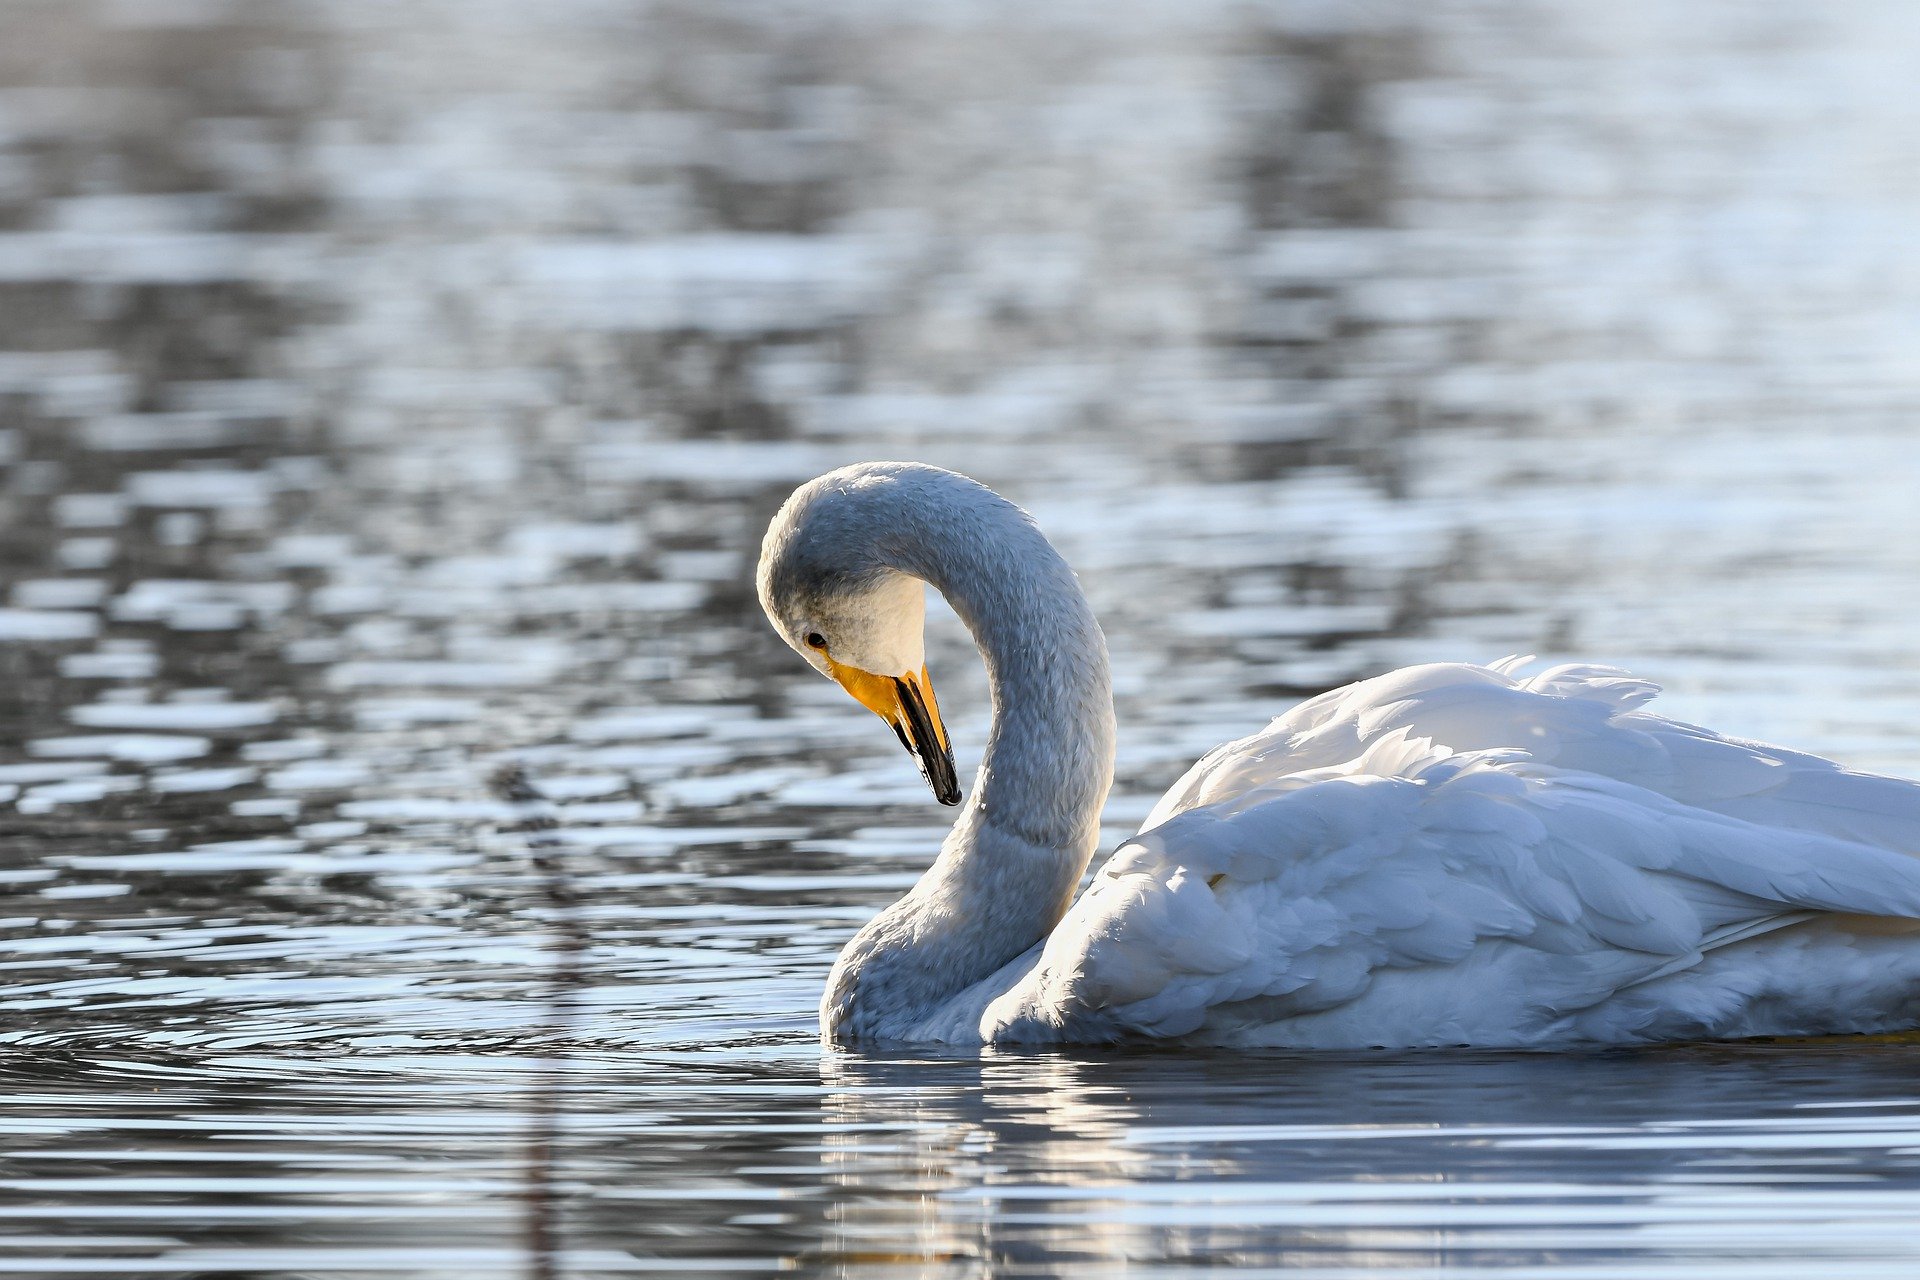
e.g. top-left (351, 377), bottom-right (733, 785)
top-left (2, 0), bottom-right (1920, 1274)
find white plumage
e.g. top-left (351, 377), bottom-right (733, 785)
top-left (758, 463), bottom-right (1920, 1048)
top-left (983, 657), bottom-right (1920, 1047)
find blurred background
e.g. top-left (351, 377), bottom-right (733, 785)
top-left (3, 0), bottom-right (1920, 1276)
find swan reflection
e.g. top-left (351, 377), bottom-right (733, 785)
top-left (811, 1046), bottom-right (1920, 1276)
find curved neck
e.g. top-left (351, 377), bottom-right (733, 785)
top-left (822, 475), bottom-right (1117, 1040)
top-left (911, 513), bottom-right (1116, 857)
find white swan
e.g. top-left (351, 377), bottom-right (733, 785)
top-left (758, 462), bottom-right (1920, 1048)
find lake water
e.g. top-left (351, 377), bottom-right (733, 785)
top-left (3, 0), bottom-right (1920, 1275)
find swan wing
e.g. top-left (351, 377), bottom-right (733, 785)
top-left (1144, 658), bottom-right (1920, 853)
top-left (987, 662), bottom-right (1920, 1046)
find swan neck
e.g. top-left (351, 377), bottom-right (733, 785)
top-left (906, 505), bottom-right (1115, 856)
top-left (825, 479), bottom-right (1116, 1040)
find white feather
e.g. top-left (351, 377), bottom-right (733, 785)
top-left (760, 466), bottom-right (1920, 1049)
top-left (982, 660), bottom-right (1920, 1047)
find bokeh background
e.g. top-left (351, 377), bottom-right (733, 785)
top-left (4, 0), bottom-right (1920, 1276)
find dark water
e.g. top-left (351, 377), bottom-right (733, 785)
top-left (2, 0), bottom-right (1920, 1274)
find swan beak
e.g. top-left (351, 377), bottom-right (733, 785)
top-left (825, 659), bottom-right (960, 806)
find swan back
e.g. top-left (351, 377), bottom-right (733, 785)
top-left (981, 660), bottom-right (1920, 1047)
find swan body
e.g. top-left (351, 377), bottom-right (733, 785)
top-left (758, 462), bottom-right (1920, 1048)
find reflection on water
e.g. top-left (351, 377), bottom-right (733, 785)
top-left (1, 0), bottom-right (1919, 1274)
top-left (815, 1047), bottom-right (1920, 1278)
top-left (6, 1044), bottom-right (1920, 1276)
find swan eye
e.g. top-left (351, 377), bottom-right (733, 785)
top-left (805, 632), bottom-right (828, 651)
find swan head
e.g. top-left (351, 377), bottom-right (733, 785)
top-left (757, 465), bottom-right (960, 806)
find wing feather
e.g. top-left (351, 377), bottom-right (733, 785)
top-left (986, 660), bottom-right (1920, 1046)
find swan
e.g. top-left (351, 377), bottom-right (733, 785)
top-left (757, 461), bottom-right (1920, 1048)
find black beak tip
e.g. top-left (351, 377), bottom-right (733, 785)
top-left (922, 746), bottom-right (961, 806)
top-left (892, 675), bottom-right (962, 808)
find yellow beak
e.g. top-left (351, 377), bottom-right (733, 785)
top-left (823, 657), bottom-right (959, 805)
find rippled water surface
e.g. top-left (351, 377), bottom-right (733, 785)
top-left (4, 0), bottom-right (1920, 1274)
